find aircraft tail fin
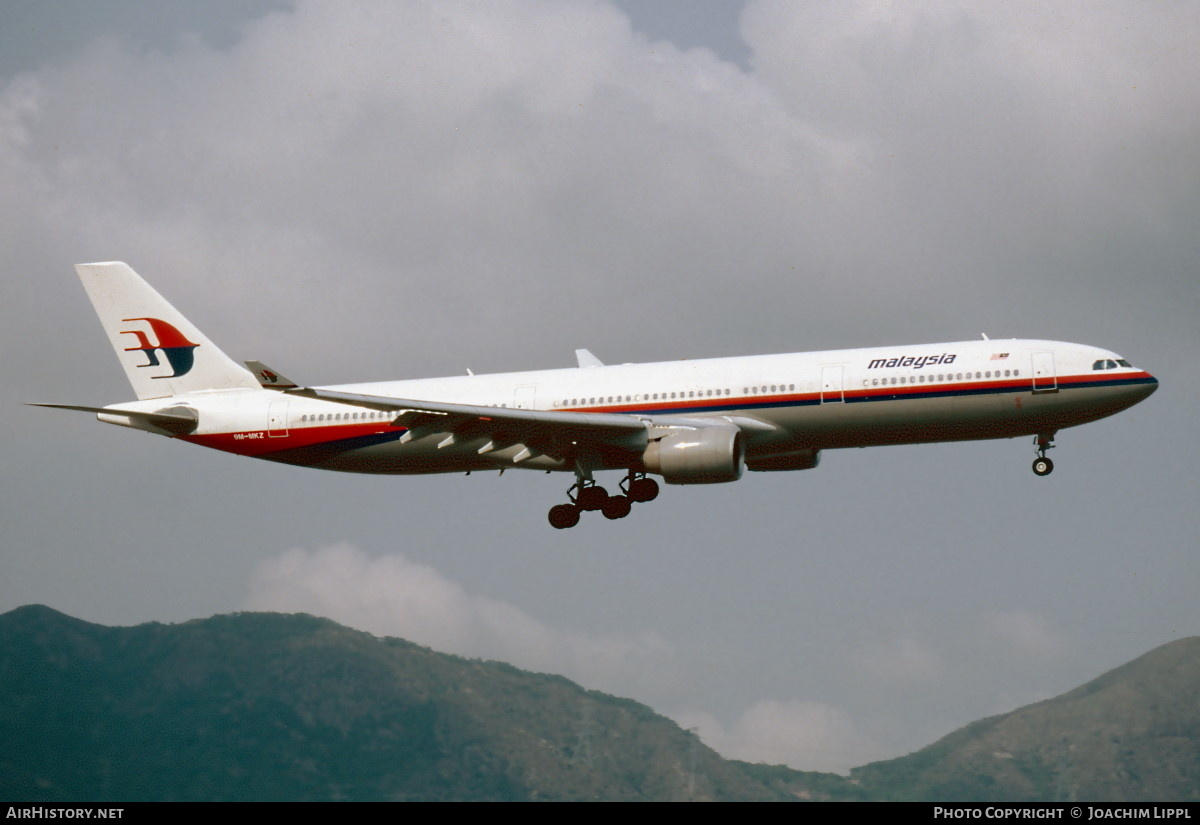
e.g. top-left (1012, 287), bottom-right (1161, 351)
top-left (75, 262), bottom-right (260, 400)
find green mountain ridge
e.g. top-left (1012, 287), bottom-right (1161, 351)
top-left (1, 605), bottom-right (1196, 801)
top-left (0, 605), bottom-right (778, 801)
top-left (850, 636), bottom-right (1200, 801)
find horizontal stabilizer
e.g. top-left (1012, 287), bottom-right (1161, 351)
top-left (29, 403), bottom-right (198, 435)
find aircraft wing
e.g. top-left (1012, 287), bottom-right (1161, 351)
top-left (290, 387), bottom-right (654, 461)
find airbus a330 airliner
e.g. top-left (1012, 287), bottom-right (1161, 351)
top-left (36, 262), bottom-right (1158, 528)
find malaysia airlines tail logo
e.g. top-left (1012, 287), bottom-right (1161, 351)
top-left (119, 317), bottom-right (199, 378)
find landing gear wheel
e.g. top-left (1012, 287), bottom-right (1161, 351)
top-left (628, 477), bottom-right (659, 503)
top-left (601, 495), bottom-right (632, 520)
top-left (548, 503), bottom-right (581, 529)
top-left (1031, 433), bottom-right (1056, 477)
top-left (576, 485), bottom-right (610, 511)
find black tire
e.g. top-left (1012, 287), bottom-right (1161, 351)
top-left (1032, 457), bottom-right (1054, 476)
top-left (577, 486), bottom-right (609, 511)
top-left (629, 477), bottom-right (659, 502)
top-left (602, 495), bottom-right (632, 520)
top-left (548, 503), bottom-right (581, 529)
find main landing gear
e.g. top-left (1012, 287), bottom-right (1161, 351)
top-left (547, 472), bottom-right (660, 529)
top-left (1032, 433), bottom-right (1055, 476)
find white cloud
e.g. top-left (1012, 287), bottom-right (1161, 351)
top-left (984, 609), bottom-right (1064, 659)
top-left (852, 635), bottom-right (945, 685)
top-left (244, 542), bottom-right (681, 699)
top-left (675, 699), bottom-right (885, 774)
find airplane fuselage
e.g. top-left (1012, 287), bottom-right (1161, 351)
top-left (107, 338), bottom-right (1155, 476)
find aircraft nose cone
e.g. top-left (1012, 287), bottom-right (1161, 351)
top-left (1131, 371), bottom-right (1159, 402)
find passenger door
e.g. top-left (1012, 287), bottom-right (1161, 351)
top-left (1031, 352), bottom-right (1057, 393)
top-left (820, 366), bottom-right (844, 403)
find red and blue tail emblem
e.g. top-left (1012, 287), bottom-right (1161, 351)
top-left (120, 317), bottom-right (199, 378)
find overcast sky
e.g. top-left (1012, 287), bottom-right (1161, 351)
top-left (2, 1), bottom-right (1196, 773)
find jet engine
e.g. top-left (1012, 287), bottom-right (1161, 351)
top-left (642, 425), bottom-right (744, 484)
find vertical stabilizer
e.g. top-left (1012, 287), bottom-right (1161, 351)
top-left (76, 262), bottom-right (260, 400)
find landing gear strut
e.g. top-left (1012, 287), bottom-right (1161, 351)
top-left (547, 471), bottom-right (661, 529)
top-left (1032, 433), bottom-right (1055, 476)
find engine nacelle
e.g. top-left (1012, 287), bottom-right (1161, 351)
top-left (642, 426), bottom-right (744, 484)
top-left (745, 448), bottom-right (820, 472)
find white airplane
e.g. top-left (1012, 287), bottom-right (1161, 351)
top-left (36, 262), bottom-right (1158, 528)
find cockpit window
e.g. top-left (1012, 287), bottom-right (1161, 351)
top-left (1093, 359), bottom-right (1127, 370)
top-left (1117, 359), bottom-right (1132, 367)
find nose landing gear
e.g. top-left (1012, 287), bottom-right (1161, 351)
top-left (1032, 433), bottom-right (1055, 476)
top-left (547, 472), bottom-right (661, 529)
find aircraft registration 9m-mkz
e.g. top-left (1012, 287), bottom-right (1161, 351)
top-left (37, 263), bottom-right (1158, 528)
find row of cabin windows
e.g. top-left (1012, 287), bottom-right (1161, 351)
top-left (864, 369), bottom-right (1020, 387)
top-left (556, 389), bottom-right (731, 407)
top-left (747, 384), bottom-right (797, 395)
top-left (301, 410), bottom-right (392, 423)
top-left (553, 384), bottom-right (801, 408)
